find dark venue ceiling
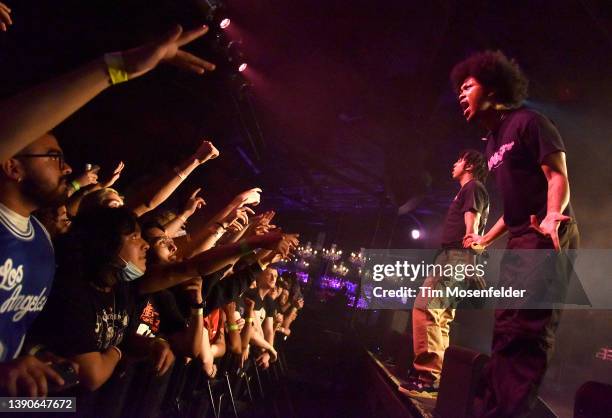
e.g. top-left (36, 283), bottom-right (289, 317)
top-left (1, 0), bottom-right (611, 248)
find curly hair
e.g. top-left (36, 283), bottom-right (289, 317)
top-left (459, 149), bottom-right (488, 183)
top-left (450, 50), bottom-right (528, 108)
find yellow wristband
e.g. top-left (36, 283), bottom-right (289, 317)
top-left (228, 323), bottom-right (240, 332)
top-left (191, 307), bottom-right (204, 315)
top-left (104, 53), bottom-right (129, 85)
top-left (70, 180), bottom-right (81, 191)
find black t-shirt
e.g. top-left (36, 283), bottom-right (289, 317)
top-left (263, 296), bottom-right (277, 317)
top-left (135, 290), bottom-right (187, 338)
top-left (28, 277), bottom-right (139, 356)
top-left (238, 288), bottom-right (274, 323)
top-left (440, 179), bottom-right (489, 248)
top-left (486, 108), bottom-right (575, 236)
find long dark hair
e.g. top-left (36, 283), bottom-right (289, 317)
top-left (55, 206), bottom-right (139, 288)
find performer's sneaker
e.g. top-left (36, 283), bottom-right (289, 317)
top-left (399, 379), bottom-right (438, 399)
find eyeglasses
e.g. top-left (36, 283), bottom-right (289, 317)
top-left (14, 152), bottom-right (66, 170)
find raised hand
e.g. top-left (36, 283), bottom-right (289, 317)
top-left (223, 206), bottom-right (255, 230)
top-left (276, 233), bottom-right (300, 257)
top-left (233, 188), bottom-right (262, 207)
top-left (192, 140), bottom-right (220, 164)
top-left (246, 210), bottom-right (276, 236)
top-left (183, 188), bottom-right (206, 216)
top-left (99, 161), bottom-right (125, 188)
top-left (121, 25), bottom-right (215, 80)
top-left (0, 2), bottom-right (12, 32)
top-left (74, 166), bottom-right (100, 188)
top-left (253, 231), bottom-right (299, 258)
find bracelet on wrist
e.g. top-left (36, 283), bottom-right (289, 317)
top-left (27, 344), bottom-right (46, 357)
top-left (104, 53), bottom-right (129, 85)
top-left (173, 166), bottom-right (187, 181)
top-left (227, 323), bottom-right (240, 332)
top-left (110, 345), bottom-right (122, 360)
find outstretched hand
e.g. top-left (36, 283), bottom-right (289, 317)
top-left (74, 166), bottom-right (100, 188)
top-left (121, 25), bottom-right (215, 80)
top-left (0, 2), bottom-right (12, 32)
top-left (255, 232), bottom-right (299, 257)
top-left (99, 161), bottom-right (125, 188)
top-left (529, 213), bottom-right (571, 250)
top-left (183, 188), bottom-right (206, 216)
top-left (234, 188), bottom-right (262, 207)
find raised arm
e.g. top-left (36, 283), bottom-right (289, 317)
top-left (162, 188), bottom-right (206, 238)
top-left (0, 25), bottom-right (214, 162)
top-left (126, 141), bottom-right (218, 217)
top-left (138, 232), bottom-right (299, 294)
top-left (181, 190), bottom-right (259, 258)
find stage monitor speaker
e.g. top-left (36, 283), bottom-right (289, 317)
top-left (434, 345), bottom-right (488, 418)
top-left (574, 381), bottom-right (612, 418)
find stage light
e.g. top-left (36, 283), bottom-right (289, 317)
top-left (238, 63), bottom-right (248, 72)
top-left (411, 229), bottom-right (421, 240)
top-left (219, 18), bottom-right (231, 29)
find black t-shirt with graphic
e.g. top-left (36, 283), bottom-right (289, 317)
top-left (135, 290), bottom-right (187, 338)
top-left (440, 179), bottom-right (489, 248)
top-left (28, 277), bottom-right (139, 356)
top-left (486, 108), bottom-right (576, 237)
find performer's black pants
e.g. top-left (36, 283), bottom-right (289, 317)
top-left (480, 224), bottom-right (579, 418)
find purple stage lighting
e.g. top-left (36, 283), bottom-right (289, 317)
top-left (411, 229), bottom-right (421, 239)
top-left (238, 63), bottom-right (248, 72)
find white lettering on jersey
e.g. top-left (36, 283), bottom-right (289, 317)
top-left (0, 258), bottom-right (49, 321)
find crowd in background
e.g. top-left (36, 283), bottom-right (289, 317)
top-left (0, 5), bottom-right (305, 416)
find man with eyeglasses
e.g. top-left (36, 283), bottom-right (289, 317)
top-left (0, 132), bottom-right (74, 395)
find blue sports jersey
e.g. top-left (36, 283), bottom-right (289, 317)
top-left (0, 207), bottom-right (55, 361)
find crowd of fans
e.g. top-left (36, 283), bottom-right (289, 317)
top-left (0, 6), bottom-right (306, 417)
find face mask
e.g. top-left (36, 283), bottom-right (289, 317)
top-left (118, 257), bottom-right (144, 282)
